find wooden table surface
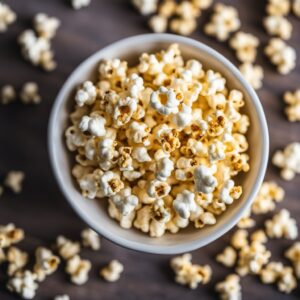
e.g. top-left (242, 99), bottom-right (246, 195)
top-left (0, 0), bottom-right (300, 299)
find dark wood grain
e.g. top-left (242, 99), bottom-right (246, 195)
top-left (0, 0), bottom-right (300, 299)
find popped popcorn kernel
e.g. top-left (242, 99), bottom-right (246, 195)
top-left (81, 228), bottom-right (101, 250)
top-left (215, 274), bottom-right (241, 300)
top-left (7, 247), bottom-right (28, 276)
top-left (284, 90), bottom-right (300, 122)
top-left (0, 2), bottom-right (16, 32)
top-left (132, 0), bottom-right (158, 15)
top-left (100, 259), bottom-right (124, 282)
top-left (20, 82), bottom-right (41, 105)
top-left (0, 223), bottom-right (24, 248)
top-left (148, 15), bottom-right (168, 33)
top-left (216, 246), bottom-right (237, 268)
top-left (1, 84), bottom-right (16, 105)
top-left (293, 0), bottom-right (300, 17)
top-left (71, 0), bottom-right (91, 9)
top-left (65, 255), bottom-right (91, 285)
top-left (54, 295), bottom-right (70, 300)
top-left (231, 229), bottom-right (248, 250)
top-left (285, 242), bottom-right (300, 278)
top-left (263, 15), bottom-right (292, 40)
top-left (56, 235), bottom-right (80, 260)
top-left (33, 13), bottom-right (60, 39)
top-left (239, 63), bottom-right (264, 90)
top-left (266, 0), bottom-right (290, 16)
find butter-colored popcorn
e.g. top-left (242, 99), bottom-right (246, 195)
top-left (54, 295), bottom-right (70, 300)
top-left (237, 209), bottom-right (255, 229)
top-left (260, 262), bottom-right (297, 293)
top-left (252, 181), bottom-right (284, 214)
top-left (75, 81), bottom-right (97, 107)
top-left (113, 97), bottom-right (137, 127)
top-left (100, 259), bottom-right (124, 282)
top-left (4, 171), bottom-right (25, 194)
top-left (1, 84), bottom-right (16, 105)
top-left (215, 274), bottom-right (241, 300)
top-left (33, 13), bottom-right (60, 39)
top-left (229, 32), bottom-right (259, 63)
top-left (7, 247), bottom-right (28, 276)
top-left (272, 142), bottom-right (300, 180)
top-left (99, 171), bottom-right (124, 196)
top-left (170, 253), bottom-right (212, 289)
top-left (239, 63), bottom-right (264, 90)
top-left (192, 0), bottom-right (213, 10)
top-left (7, 270), bottom-right (38, 299)
top-left (194, 165), bottom-right (217, 194)
top-left (65, 255), bottom-right (91, 285)
top-left (0, 224), bottom-right (24, 248)
top-left (204, 3), bottom-right (241, 41)
top-left (56, 235), bottom-right (80, 260)
top-left (111, 187), bottom-right (139, 216)
top-left (284, 90), bottom-right (300, 122)
top-left (149, 15), bottom-right (168, 33)
top-left (266, 0), bottom-right (290, 16)
top-left (265, 209), bottom-right (298, 240)
top-left (170, 18), bottom-right (197, 36)
top-left (33, 247), bottom-right (60, 282)
top-left (231, 229), bottom-right (248, 250)
top-left (265, 38), bottom-right (296, 75)
top-left (293, 0), bottom-right (300, 17)
top-left (263, 16), bottom-right (292, 40)
top-left (219, 180), bottom-right (242, 205)
top-left (216, 246), bottom-right (237, 268)
top-left (0, 2), bottom-right (16, 32)
top-left (71, 0), bottom-right (91, 9)
top-left (132, 0), bottom-right (158, 15)
top-left (20, 82), bottom-right (41, 105)
top-left (285, 242), bottom-right (300, 278)
top-left (173, 189), bottom-right (197, 219)
top-left (81, 228), bottom-right (101, 250)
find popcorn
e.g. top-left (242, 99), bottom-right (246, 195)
top-left (147, 179), bottom-right (171, 198)
top-left (192, 0), bottom-right (213, 10)
top-left (272, 142), bottom-right (300, 180)
top-left (111, 187), bottom-right (139, 216)
top-left (0, 223), bottom-right (24, 248)
top-left (219, 180), bottom-right (242, 205)
top-left (194, 165), bottom-right (217, 194)
top-left (216, 246), bottom-right (237, 268)
top-left (71, 0), bottom-right (91, 9)
top-left (284, 90), bottom-right (300, 122)
top-left (265, 38), bottom-right (296, 75)
top-left (99, 171), bottom-right (124, 196)
top-left (7, 247), bottom-right (28, 276)
top-left (113, 97), bottom-right (137, 127)
top-left (204, 3), bottom-right (241, 41)
top-left (293, 0), bottom-right (300, 17)
top-left (65, 255), bottom-right (91, 285)
top-left (265, 209), bottom-right (298, 240)
top-left (132, 146), bottom-right (151, 163)
top-left (250, 229), bottom-right (268, 244)
top-left (7, 270), bottom-right (38, 299)
top-left (215, 274), bottom-right (241, 300)
top-left (33, 13), bottom-right (60, 39)
top-left (75, 81), bottom-right (97, 107)
top-left (156, 157), bottom-right (174, 181)
top-left (54, 295), bottom-right (70, 300)
top-left (263, 16), bottom-right (292, 40)
top-left (260, 262), bottom-right (297, 293)
top-left (20, 82), bottom-right (41, 104)
top-left (100, 259), bottom-right (124, 282)
top-left (81, 228), bottom-right (101, 250)
top-left (229, 32), bottom-right (259, 63)
top-left (132, 0), bottom-right (158, 15)
top-left (252, 181), bottom-right (284, 214)
top-left (266, 0), bottom-right (290, 16)
top-left (79, 114), bottom-right (106, 136)
top-left (170, 18), bottom-right (197, 36)
top-left (0, 2), bottom-right (16, 32)
top-left (56, 235), bottom-right (80, 260)
top-left (1, 84), bottom-right (16, 105)
top-left (173, 189), bottom-right (197, 219)
top-left (239, 63), bottom-right (264, 90)
top-left (231, 229), bottom-right (248, 250)
top-left (203, 70), bottom-right (226, 96)
top-left (4, 171), bottom-right (25, 194)
top-left (176, 1), bottom-right (200, 19)
top-left (237, 209), bottom-right (255, 229)
top-left (285, 242), bottom-right (300, 278)
top-left (170, 253), bottom-right (212, 289)
top-left (149, 15), bottom-right (168, 33)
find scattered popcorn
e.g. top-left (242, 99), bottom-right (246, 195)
top-left (65, 255), bottom-right (91, 285)
top-left (7, 247), bottom-right (28, 276)
top-left (100, 259), bottom-right (124, 282)
top-left (237, 209), bottom-right (255, 229)
top-left (0, 223), bottom-right (24, 248)
top-left (1, 84), bottom-right (16, 105)
top-left (7, 270), bottom-right (38, 299)
top-left (263, 16), bottom-right (292, 40)
top-left (81, 228), bottom-right (101, 250)
top-left (252, 181), bottom-right (284, 214)
top-left (56, 235), bottom-right (80, 260)
top-left (0, 2), bottom-right (16, 32)
top-left (250, 229), bottom-right (268, 244)
top-left (170, 17), bottom-right (197, 36)
top-left (66, 44), bottom-right (250, 237)
top-left (293, 0), bottom-right (300, 17)
top-left (192, 0), bottom-right (213, 10)
top-left (239, 63), bottom-right (264, 90)
top-left (216, 246), bottom-right (237, 268)
top-left (265, 38), bottom-right (296, 75)
top-left (215, 274), bottom-right (241, 300)
top-left (71, 0), bottom-right (91, 10)
top-left (272, 142), bottom-right (300, 180)
top-left (285, 242), bottom-right (300, 278)
top-left (265, 209), bottom-right (298, 240)
top-left (170, 253), bottom-right (212, 289)
top-left (231, 229), bottom-right (248, 250)
top-left (149, 14), bottom-right (168, 33)
top-left (54, 295), bottom-right (70, 300)
top-left (4, 171), bottom-right (25, 194)
top-left (20, 82), bottom-right (41, 105)
top-left (204, 3), bottom-right (241, 41)
top-left (132, 0), bottom-right (158, 15)
top-left (33, 13), bottom-right (60, 39)
top-left (229, 31), bottom-right (259, 63)
top-left (284, 90), bottom-right (300, 122)
top-left (260, 262), bottom-right (297, 293)
top-left (266, 0), bottom-right (290, 16)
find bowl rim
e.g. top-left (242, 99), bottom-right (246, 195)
top-left (48, 33), bottom-right (269, 255)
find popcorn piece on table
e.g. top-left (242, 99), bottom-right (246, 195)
top-left (266, 0), bottom-right (290, 16)
top-left (229, 32), bottom-right (259, 63)
top-left (284, 90), bottom-right (300, 122)
top-left (100, 259), bottom-right (124, 282)
top-left (170, 17), bottom-right (197, 36)
top-left (215, 274), bottom-right (241, 300)
top-left (71, 0), bottom-right (91, 10)
top-left (264, 38), bottom-right (296, 75)
top-left (192, 0), bottom-right (213, 10)
top-left (263, 16), bottom-right (292, 40)
top-left (252, 181), bottom-right (284, 214)
top-left (260, 262), bottom-right (297, 293)
top-left (7, 270), bottom-right (38, 300)
top-left (204, 3), bottom-right (240, 41)
top-left (7, 247), bottom-right (28, 276)
top-left (54, 295), bottom-right (70, 300)
top-left (65, 255), bottom-right (91, 285)
top-left (33, 13), bottom-right (60, 40)
top-left (231, 229), bottom-right (248, 250)
top-left (293, 0), bottom-right (300, 17)
top-left (4, 171), bottom-right (25, 194)
top-left (250, 230), bottom-right (268, 244)
top-left (56, 235), bottom-right (80, 260)
top-left (0, 223), bottom-right (24, 248)
top-left (81, 228), bottom-right (101, 250)
top-left (285, 242), bottom-right (300, 278)
top-left (132, 0), bottom-right (158, 15)
top-left (0, 2), bottom-right (16, 32)
top-left (265, 209), bottom-right (298, 240)
top-left (237, 209), bottom-right (255, 229)
top-left (1, 85), bottom-right (16, 105)
top-left (170, 253), bottom-right (212, 289)
top-left (272, 142), bottom-right (300, 180)
top-left (216, 246), bottom-right (237, 268)
top-left (149, 15), bottom-right (168, 33)
top-left (20, 82), bottom-right (41, 105)
top-left (239, 63), bottom-right (263, 90)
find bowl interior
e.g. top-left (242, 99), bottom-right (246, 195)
top-left (49, 34), bottom-right (268, 254)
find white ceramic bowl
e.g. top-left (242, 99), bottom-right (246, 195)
top-left (48, 34), bottom-right (269, 255)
